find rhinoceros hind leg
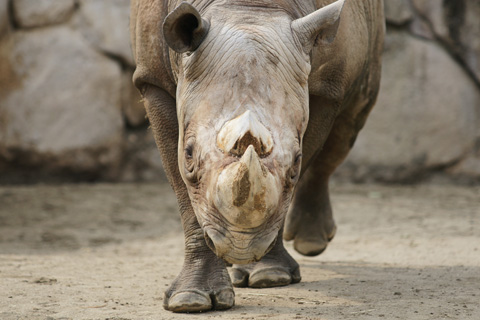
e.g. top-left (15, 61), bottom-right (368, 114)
top-left (229, 230), bottom-right (301, 288)
top-left (284, 89), bottom-right (378, 256)
top-left (283, 172), bottom-right (337, 256)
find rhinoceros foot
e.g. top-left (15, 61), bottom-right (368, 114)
top-left (164, 251), bottom-right (234, 313)
top-left (284, 213), bottom-right (337, 256)
top-left (284, 182), bottom-right (337, 256)
top-left (229, 239), bottom-right (301, 288)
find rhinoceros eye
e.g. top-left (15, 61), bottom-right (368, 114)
top-left (185, 144), bottom-right (193, 160)
top-left (289, 152), bottom-right (302, 181)
top-left (184, 139), bottom-right (198, 183)
top-left (294, 152), bottom-right (302, 165)
top-left (184, 144), bottom-right (194, 171)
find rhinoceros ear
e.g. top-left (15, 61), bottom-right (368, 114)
top-left (292, 0), bottom-right (345, 52)
top-left (163, 2), bottom-right (210, 53)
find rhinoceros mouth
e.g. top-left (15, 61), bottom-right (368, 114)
top-left (203, 226), bottom-right (278, 265)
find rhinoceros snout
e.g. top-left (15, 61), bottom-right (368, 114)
top-left (217, 110), bottom-right (273, 157)
top-left (204, 227), bottom-right (277, 264)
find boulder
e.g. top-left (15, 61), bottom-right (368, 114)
top-left (0, 26), bottom-right (124, 174)
top-left (384, 0), bottom-right (413, 26)
top-left (119, 130), bottom-right (165, 182)
top-left (342, 30), bottom-right (480, 182)
top-left (12, 0), bottom-right (76, 28)
top-left (449, 153), bottom-right (480, 181)
top-left (411, 0), bottom-right (480, 83)
top-left (410, 0), bottom-right (449, 37)
top-left (461, 1), bottom-right (480, 83)
top-left (0, 0), bottom-right (9, 37)
top-left (409, 15), bottom-right (435, 41)
top-left (74, 0), bottom-right (134, 66)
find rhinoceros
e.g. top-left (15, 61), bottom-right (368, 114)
top-left (130, 0), bottom-right (384, 313)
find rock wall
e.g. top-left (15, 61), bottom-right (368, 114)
top-left (0, 0), bottom-right (162, 183)
top-left (337, 0), bottom-right (480, 184)
top-left (0, 0), bottom-right (479, 184)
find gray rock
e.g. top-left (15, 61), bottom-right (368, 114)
top-left (74, 0), bottom-right (134, 66)
top-left (411, 0), bottom-right (480, 83)
top-left (410, 0), bottom-right (448, 37)
top-left (12, 0), bottom-right (76, 28)
top-left (0, 0), bottom-right (10, 37)
top-left (384, 0), bottom-right (413, 26)
top-left (449, 153), bottom-right (480, 181)
top-left (409, 15), bottom-right (435, 41)
top-left (0, 26), bottom-right (124, 173)
top-left (460, 1), bottom-right (480, 83)
top-left (119, 130), bottom-right (166, 182)
top-left (343, 30), bottom-right (480, 182)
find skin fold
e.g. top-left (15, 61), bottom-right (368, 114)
top-left (130, 0), bottom-right (384, 313)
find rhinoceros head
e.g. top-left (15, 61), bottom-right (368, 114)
top-left (163, 0), bottom-right (344, 264)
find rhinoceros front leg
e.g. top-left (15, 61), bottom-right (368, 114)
top-left (141, 86), bottom-right (234, 312)
top-left (229, 228), bottom-right (301, 288)
top-left (165, 229), bottom-right (234, 312)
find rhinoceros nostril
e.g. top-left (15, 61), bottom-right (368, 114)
top-left (204, 231), bottom-right (217, 255)
top-left (232, 131), bottom-right (265, 157)
top-left (266, 235), bottom-right (277, 254)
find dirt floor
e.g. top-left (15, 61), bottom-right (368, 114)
top-left (0, 182), bottom-right (479, 320)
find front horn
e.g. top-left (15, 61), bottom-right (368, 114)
top-left (214, 145), bottom-right (280, 228)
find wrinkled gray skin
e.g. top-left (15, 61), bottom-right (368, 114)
top-left (130, 0), bottom-right (384, 313)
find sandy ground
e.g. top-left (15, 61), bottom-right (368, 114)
top-left (0, 182), bottom-right (479, 320)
